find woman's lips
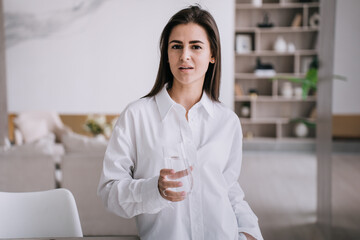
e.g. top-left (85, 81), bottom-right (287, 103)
top-left (179, 66), bottom-right (194, 72)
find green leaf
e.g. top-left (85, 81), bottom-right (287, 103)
top-left (302, 84), bottom-right (310, 99)
top-left (305, 68), bottom-right (318, 84)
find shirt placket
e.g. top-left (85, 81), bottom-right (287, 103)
top-left (179, 110), bottom-right (204, 240)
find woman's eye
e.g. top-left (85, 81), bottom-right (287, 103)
top-left (192, 45), bottom-right (202, 50)
top-left (171, 45), bottom-right (182, 49)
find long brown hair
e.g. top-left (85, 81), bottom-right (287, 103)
top-left (144, 5), bottom-right (221, 101)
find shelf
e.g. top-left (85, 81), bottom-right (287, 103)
top-left (234, 1), bottom-right (319, 146)
top-left (235, 96), bottom-right (317, 102)
top-left (235, 73), bottom-right (305, 79)
top-left (279, 137), bottom-right (316, 142)
top-left (236, 2), bottom-right (320, 10)
top-left (236, 26), bottom-right (319, 33)
top-left (240, 117), bottom-right (290, 124)
top-left (243, 137), bottom-right (278, 142)
top-left (240, 117), bottom-right (315, 124)
top-left (243, 137), bottom-right (315, 143)
top-left (236, 50), bottom-right (317, 57)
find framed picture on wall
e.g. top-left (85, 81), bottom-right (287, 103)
top-left (235, 34), bottom-right (252, 53)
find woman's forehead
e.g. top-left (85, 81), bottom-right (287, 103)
top-left (169, 23), bottom-right (209, 43)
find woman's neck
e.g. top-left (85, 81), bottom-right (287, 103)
top-left (168, 81), bottom-right (203, 112)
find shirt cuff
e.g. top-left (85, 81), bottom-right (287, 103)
top-left (239, 228), bottom-right (263, 240)
top-left (238, 232), bottom-right (247, 240)
top-left (141, 175), bottom-right (170, 214)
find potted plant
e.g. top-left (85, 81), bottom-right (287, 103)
top-left (290, 117), bottom-right (316, 138)
top-left (84, 114), bottom-right (113, 138)
top-left (272, 56), bottom-right (346, 100)
top-left (273, 56), bottom-right (318, 99)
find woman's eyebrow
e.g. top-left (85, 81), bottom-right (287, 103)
top-left (189, 40), bottom-right (204, 44)
top-left (169, 40), bottom-right (205, 44)
top-left (169, 40), bottom-right (182, 44)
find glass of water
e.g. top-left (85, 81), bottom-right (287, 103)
top-left (163, 143), bottom-right (193, 194)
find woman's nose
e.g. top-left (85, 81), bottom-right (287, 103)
top-left (180, 48), bottom-right (191, 61)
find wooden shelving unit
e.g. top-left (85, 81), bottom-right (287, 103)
top-left (236, 2), bottom-right (320, 9)
top-left (234, 0), bottom-right (319, 142)
top-left (235, 26), bottom-right (319, 32)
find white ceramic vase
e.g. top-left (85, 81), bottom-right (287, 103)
top-left (294, 122), bottom-right (309, 138)
top-left (241, 106), bottom-right (250, 117)
top-left (274, 36), bottom-right (287, 53)
top-left (281, 82), bottom-right (293, 98)
top-left (294, 87), bottom-right (303, 98)
top-left (287, 42), bottom-right (296, 53)
top-left (252, 0), bottom-right (262, 7)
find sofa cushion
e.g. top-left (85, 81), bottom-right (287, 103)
top-left (14, 112), bottom-right (69, 143)
top-left (62, 132), bottom-right (107, 154)
top-left (14, 118), bottom-right (49, 143)
top-left (1, 133), bottom-right (63, 156)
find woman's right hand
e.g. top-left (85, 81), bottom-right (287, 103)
top-left (158, 168), bottom-right (187, 202)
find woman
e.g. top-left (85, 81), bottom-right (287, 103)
top-left (98, 5), bottom-right (263, 240)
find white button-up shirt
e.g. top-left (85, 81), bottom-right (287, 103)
top-left (98, 86), bottom-right (263, 240)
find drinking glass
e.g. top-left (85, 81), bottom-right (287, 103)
top-left (163, 143), bottom-right (193, 194)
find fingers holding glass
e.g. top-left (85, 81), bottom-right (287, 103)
top-left (158, 168), bottom-right (186, 201)
top-left (166, 168), bottom-right (191, 180)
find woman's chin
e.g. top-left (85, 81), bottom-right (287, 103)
top-left (173, 78), bottom-right (204, 87)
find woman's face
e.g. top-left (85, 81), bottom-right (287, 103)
top-left (168, 23), bottom-right (213, 88)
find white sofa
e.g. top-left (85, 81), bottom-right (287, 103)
top-left (1, 111), bottom-right (66, 192)
top-left (1, 111), bottom-right (67, 192)
top-left (4, 112), bottom-right (138, 237)
top-left (0, 140), bottom-right (59, 192)
top-left (0, 155), bottom-right (55, 192)
top-left (60, 133), bottom-right (138, 236)
top-left (61, 152), bottom-right (138, 236)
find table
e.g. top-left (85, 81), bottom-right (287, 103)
top-left (0, 237), bottom-right (139, 240)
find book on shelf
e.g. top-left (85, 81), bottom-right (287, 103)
top-left (291, 13), bottom-right (302, 27)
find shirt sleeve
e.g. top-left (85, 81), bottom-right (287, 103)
top-left (97, 109), bottom-right (170, 219)
top-left (223, 118), bottom-right (264, 240)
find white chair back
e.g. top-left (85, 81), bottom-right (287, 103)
top-left (0, 188), bottom-right (83, 238)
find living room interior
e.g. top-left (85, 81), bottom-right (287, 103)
top-left (0, 0), bottom-right (359, 240)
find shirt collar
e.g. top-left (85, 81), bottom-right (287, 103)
top-left (198, 91), bottom-right (215, 118)
top-left (155, 85), bottom-right (175, 121)
top-left (155, 85), bottom-right (215, 121)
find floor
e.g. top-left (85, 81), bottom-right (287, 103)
top-left (239, 151), bottom-right (360, 240)
top-left (332, 153), bottom-right (360, 239)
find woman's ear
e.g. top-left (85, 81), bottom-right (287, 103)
top-left (210, 57), bottom-right (215, 64)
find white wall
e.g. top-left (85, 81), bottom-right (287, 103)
top-left (4, 0), bottom-right (234, 114)
top-left (333, 0), bottom-right (360, 114)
